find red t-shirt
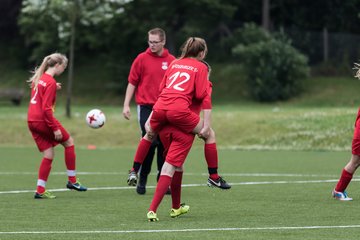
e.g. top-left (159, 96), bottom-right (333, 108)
top-left (154, 58), bottom-right (210, 111)
top-left (27, 73), bottom-right (60, 131)
top-left (128, 48), bottom-right (175, 105)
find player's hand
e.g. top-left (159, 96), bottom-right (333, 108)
top-left (54, 129), bottom-right (62, 141)
top-left (56, 82), bottom-right (62, 90)
top-left (146, 130), bottom-right (156, 141)
top-left (122, 106), bottom-right (131, 120)
top-left (198, 126), bottom-right (210, 140)
top-left (145, 123), bottom-right (156, 140)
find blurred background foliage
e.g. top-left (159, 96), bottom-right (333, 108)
top-left (1, 0), bottom-right (360, 105)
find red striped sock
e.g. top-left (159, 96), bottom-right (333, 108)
top-left (65, 145), bottom-right (76, 183)
top-left (37, 157), bottom-right (52, 193)
top-left (335, 169), bottom-right (353, 192)
top-left (149, 175), bottom-right (172, 212)
top-left (171, 171), bottom-right (183, 209)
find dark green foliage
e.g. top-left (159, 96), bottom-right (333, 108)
top-left (232, 23), bottom-right (309, 102)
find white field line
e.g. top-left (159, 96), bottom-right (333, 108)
top-left (1, 225), bottom-right (360, 234)
top-left (1, 178), bottom-right (359, 195)
top-left (0, 171), bottom-right (342, 178)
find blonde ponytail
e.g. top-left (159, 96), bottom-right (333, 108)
top-left (27, 53), bottom-right (68, 89)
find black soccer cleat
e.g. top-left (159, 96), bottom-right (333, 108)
top-left (207, 176), bottom-right (231, 189)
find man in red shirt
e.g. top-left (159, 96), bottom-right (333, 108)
top-left (122, 28), bottom-right (175, 194)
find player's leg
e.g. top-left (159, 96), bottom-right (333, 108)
top-left (333, 114), bottom-right (360, 201)
top-left (148, 162), bottom-right (176, 221)
top-left (156, 137), bottom-right (165, 181)
top-left (155, 137), bottom-right (171, 194)
top-left (165, 130), bottom-right (193, 218)
top-left (204, 128), bottom-right (231, 189)
top-left (34, 147), bottom-right (56, 199)
top-left (178, 114), bottom-right (230, 190)
top-left (170, 169), bottom-right (189, 218)
top-left (61, 137), bottom-right (87, 191)
top-left (137, 142), bottom-right (156, 194)
top-left (28, 122), bottom-right (56, 199)
top-left (59, 123), bottom-right (87, 192)
top-left (128, 105), bottom-right (156, 187)
top-left (333, 154), bottom-right (360, 201)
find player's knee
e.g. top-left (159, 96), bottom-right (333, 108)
top-left (43, 147), bottom-right (55, 159)
top-left (62, 136), bottom-right (74, 147)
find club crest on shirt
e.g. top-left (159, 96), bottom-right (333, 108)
top-left (162, 62), bottom-right (169, 70)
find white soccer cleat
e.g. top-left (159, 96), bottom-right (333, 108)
top-left (332, 189), bottom-right (353, 201)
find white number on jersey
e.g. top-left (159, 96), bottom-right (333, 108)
top-left (166, 71), bottom-right (190, 91)
top-left (30, 88), bottom-right (38, 104)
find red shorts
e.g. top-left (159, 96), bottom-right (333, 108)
top-left (159, 126), bottom-right (195, 168)
top-left (150, 109), bottom-right (200, 134)
top-left (28, 121), bottom-right (70, 152)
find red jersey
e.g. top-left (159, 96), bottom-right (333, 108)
top-left (27, 73), bottom-right (60, 131)
top-left (128, 48), bottom-right (175, 105)
top-left (154, 58), bottom-right (210, 111)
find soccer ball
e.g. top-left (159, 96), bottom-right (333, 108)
top-left (86, 109), bottom-right (106, 129)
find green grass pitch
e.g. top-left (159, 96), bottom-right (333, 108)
top-left (1, 146), bottom-right (360, 240)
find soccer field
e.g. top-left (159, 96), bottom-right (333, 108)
top-left (1, 146), bottom-right (359, 240)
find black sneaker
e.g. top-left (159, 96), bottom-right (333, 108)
top-left (136, 185), bottom-right (146, 195)
top-left (207, 176), bottom-right (231, 189)
top-left (66, 180), bottom-right (87, 191)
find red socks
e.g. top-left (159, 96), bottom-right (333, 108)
top-left (205, 143), bottom-right (219, 180)
top-left (36, 145), bottom-right (78, 193)
top-left (36, 157), bottom-right (53, 194)
top-left (171, 171), bottom-right (183, 209)
top-left (133, 138), bottom-right (152, 172)
top-left (149, 175), bottom-right (172, 212)
top-left (335, 168), bottom-right (353, 192)
top-left (65, 145), bottom-right (76, 183)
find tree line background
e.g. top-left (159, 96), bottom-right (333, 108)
top-left (1, 0), bottom-right (360, 107)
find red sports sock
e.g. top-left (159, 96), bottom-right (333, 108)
top-left (65, 145), bottom-right (76, 183)
top-left (205, 143), bottom-right (219, 180)
top-left (335, 168), bottom-right (353, 192)
top-left (133, 138), bottom-right (152, 172)
top-left (171, 171), bottom-right (183, 209)
top-left (37, 157), bottom-right (52, 193)
top-left (149, 175), bottom-right (172, 212)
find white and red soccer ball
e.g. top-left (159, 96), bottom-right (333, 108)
top-left (86, 109), bottom-right (106, 129)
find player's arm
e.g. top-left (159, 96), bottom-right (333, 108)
top-left (194, 66), bottom-right (210, 101)
top-left (198, 82), bottom-right (212, 139)
top-left (122, 83), bottom-right (136, 120)
top-left (123, 55), bottom-right (142, 120)
top-left (198, 106), bottom-right (212, 140)
top-left (42, 83), bottom-right (62, 139)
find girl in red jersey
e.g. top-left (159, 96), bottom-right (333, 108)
top-left (149, 37), bottom-right (211, 139)
top-left (147, 124), bottom-right (195, 221)
top-left (332, 63), bottom-right (360, 201)
top-left (127, 38), bottom-right (215, 184)
top-left (146, 71), bottom-right (230, 221)
top-left (27, 53), bottom-right (87, 199)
